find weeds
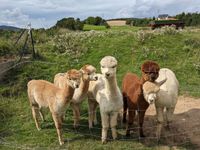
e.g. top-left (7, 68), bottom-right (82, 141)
top-left (135, 30), bottom-right (153, 44)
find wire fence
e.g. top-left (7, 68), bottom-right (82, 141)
top-left (0, 52), bottom-right (200, 149)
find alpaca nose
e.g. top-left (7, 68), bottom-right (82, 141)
top-left (105, 73), bottom-right (110, 77)
top-left (75, 84), bottom-right (79, 88)
top-left (149, 99), bottom-right (154, 103)
top-left (95, 76), bottom-right (98, 80)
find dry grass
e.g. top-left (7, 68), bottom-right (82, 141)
top-left (106, 20), bottom-right (126, 26)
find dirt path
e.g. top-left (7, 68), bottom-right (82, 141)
top-left (143, 96), bottom-right (200, 148)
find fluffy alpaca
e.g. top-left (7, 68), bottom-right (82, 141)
top-left (143, 68), bottom-right (179, 140)
top-left (141, 60), bottom-right (160, 82)
top-left (88, 56), bottom-right (123, 144)
top-left (27, 69), bottom-right (81, 145)
top-left (122, 60), bottom-right (160, 137)
top-left (54, 64), bottom-right (98, 128)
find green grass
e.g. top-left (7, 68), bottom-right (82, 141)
top-left (0, 26), bottom-right (200, 149)
top-left (83, 24), bottom-right (107, 31)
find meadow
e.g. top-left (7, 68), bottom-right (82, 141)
top-left (0, 25), bottom-right (200, 149)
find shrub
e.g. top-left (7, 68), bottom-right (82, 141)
top-left (135, 30), bottom-right (153, 44)
top-left (0, 40), bottom-right (14, 56)
top-left (160, 25), bottom-right (179, 35)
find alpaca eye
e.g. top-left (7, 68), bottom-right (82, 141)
top-left (101, 66), bottom-right (105, 68)
top-left (112, 66), bottom-right (115, 68)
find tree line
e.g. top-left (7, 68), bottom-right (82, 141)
top-left (53, 16), bottom-right (110, 31)
top-left (126, 12), bottom-right (200, 27)
top-left (175, 12), bottom-right (200, 26)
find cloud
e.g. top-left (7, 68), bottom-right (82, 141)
top-left (0, 0), bottom-right (200, 28)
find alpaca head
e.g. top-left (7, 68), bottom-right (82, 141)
top-left (100, 56), bottom-right (118, 79)
top-left (142, 78), bottom-right (167, 104)
top-left (141, 61), bottom-right (160, 82)
top-left (80, 64), bottom-right (98, 81)
top-left (66, 69), bottom-right (82, 89)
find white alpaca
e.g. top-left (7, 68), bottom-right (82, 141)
top-left (27, 69), bottom-right (81, 145)
top-left (88, 56), bottom-right (123, 144)
top-left (142, 68), bottom-right (179, 140)
top-left (54, 65), bottom-right (98, 128)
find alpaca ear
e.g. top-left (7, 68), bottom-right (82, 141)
top-left (155, 78), bottom-right (167, 87)
top-left (80, 69), bottom-right (84, 74)
top-left (65, 73), bottom-right (70, 80)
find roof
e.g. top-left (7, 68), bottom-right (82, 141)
top-left (158, 14), bottom-right (169, 18)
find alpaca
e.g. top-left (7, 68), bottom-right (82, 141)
top-left (88, 56), bottom-right (123, 144)
top-left (54, 64), bottom-right (98, 128)
top-left (122, 60), bottom-right (160, 137)
top-left (122, 73), bottom-right (149, 137)
top-left (27, 69), bottom-right (82, 145)
top-left (142, 68), bottom-right (179, 140)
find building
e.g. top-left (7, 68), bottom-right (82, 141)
top-left (158, 14), bottom-right (169, 20)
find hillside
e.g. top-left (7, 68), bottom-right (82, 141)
top-left (0, 25), bottom-right (200, 149)
top-left (0, 25), bottom-right (21, 31)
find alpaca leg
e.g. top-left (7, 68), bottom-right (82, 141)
top-left (110, 112), bottom-right (118, 140)
top-left (166, 107), bottom-right (175, 129)
top-left (88, 100), bottom-right (96, 128)
top-left (32, 106), bottom-right (41, 131)
top-left (71, 103), bottom-right (80, 128)
top-left (52, 113), bottom-right (64, 145)
top-left (39, 108), bottom-right (45, 122)
top-left (122, 94), bottom-right (128, 123)
top-left (156, 107), bottom-right (164, 140)
top-left (101, 112), bottom-right (109, 144)
top-left (138, 110), bottom-right (146, 137)
top-left (126, 108), bottom-right (135, 136)
top-left (93, 102), bottom-right (98, 125)
top-left (117, 109), bottom-right (123, 127)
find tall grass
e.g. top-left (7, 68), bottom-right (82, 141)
top-left (0, 26), bottom-right (200, 149)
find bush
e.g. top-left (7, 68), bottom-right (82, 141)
top-left (0, 40), bottom-right (14, 56)
top-left (160, 25), bottom-right (179, 35)
top-left (135, 30), bottom-right (153, 44)
top-left (55, 17), bottom-right (84, 31)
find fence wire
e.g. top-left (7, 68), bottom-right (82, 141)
top-left (0, 50), bottom-right (200, 149)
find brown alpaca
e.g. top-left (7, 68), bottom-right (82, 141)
top-left (122, 60), bottom-right (160, 137)
top-left (27, 69), bottom-right (81, 145)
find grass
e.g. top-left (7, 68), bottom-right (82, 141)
top-left (0, 26), bottom-right (200, 149)
top-left (83, 24), bottom-right (107, 31)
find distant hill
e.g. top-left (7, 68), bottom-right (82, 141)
top-left (0, 25), bottom-right (21, 31)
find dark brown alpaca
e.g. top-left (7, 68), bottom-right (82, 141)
top-left (122, 60), bottom-right (160, 137)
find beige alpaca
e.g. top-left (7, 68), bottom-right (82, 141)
top-left (54, 64), bottom-right (97, 128)
top-left (27, 69), bottom-right (81, 145)
top-left (88, 56), bottom-right (123, 144)
top-left (143, 68), bottom-right (179, 140)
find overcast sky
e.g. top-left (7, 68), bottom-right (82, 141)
top-left (0, 0), bottom-right (199, 28)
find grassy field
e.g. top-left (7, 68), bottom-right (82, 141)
top-left (0, 25), bottom-right (200, 149)
top-left (83, 24), bottom-right (107, 31)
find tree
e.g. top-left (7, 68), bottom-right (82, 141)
top-left (55, 17), bottom-right (84, 30)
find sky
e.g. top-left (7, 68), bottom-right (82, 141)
top-left (0, 0), bottom-right (200, 29)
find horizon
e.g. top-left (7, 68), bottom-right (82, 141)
top-left (0, 0), bottom-right (200, 29)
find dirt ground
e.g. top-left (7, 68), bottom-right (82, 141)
top-left (142, 96), bottom-right (200, 148)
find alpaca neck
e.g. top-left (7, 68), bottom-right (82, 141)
top-left (79, 77), bottom-right (90, 94)
top-left (62, 84), bottom-right (75, 104)
top-left (105, 76), bottom-right (118, 96)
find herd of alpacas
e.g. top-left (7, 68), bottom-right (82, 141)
top-left (27, 56), bottom-right (179, 145)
